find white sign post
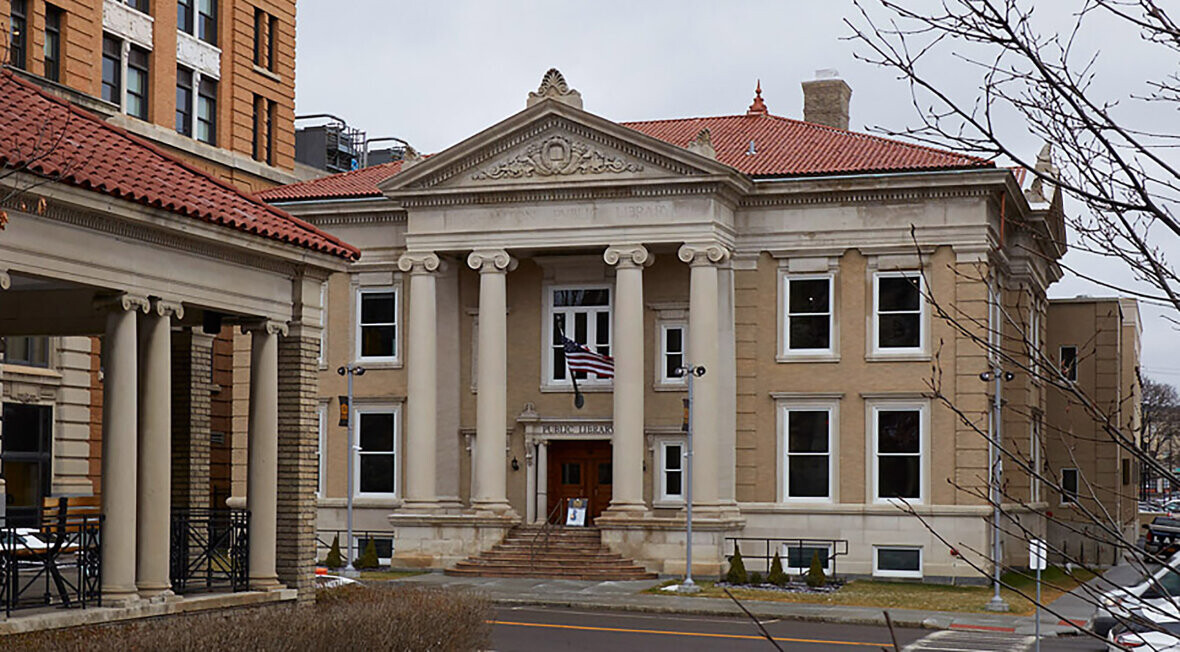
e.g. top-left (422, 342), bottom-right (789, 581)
top-left (1030, 538), bottom-right (1047, 652)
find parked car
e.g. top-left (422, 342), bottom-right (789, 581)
top-left (1096, 553), bottom-right (1180, 636)
top-left (1145, 517), bottom-right (1180, 555)
top-left (1107, 614), bottom-right (1180, 651)
top-left (313, 567), bottom-right (360, 590)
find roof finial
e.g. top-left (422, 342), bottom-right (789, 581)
top-left (747, 79), bottom-right (768, 116)
top-left (527, 68), bottom-right (583, 109)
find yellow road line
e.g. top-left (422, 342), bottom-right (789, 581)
top-left (489, 619), bottom-right (889, 647)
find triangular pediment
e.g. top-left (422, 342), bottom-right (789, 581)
top-left (379, 100), bottom-right (743, 196)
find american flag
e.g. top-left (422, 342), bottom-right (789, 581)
top-left (561, 335), bottom-right (614, 379)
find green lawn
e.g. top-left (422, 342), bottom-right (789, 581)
top-left (648, 566), bottom-right (1095, 616)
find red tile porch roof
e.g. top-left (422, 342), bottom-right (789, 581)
top-left (0, 70), bottom-right (359, 261)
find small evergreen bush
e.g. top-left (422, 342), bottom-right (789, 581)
top-left (806, 550), bottom-right (827, 588)
top-left (725, 543), bottom-right (748, 585)
top-left (767, 551), bottom-right (787, 586)
top-left (354, 538), bottom-right (381, 569)
top-left (324, 534), bottom-right (343, 569)
top-left (749, 571), bottom-right (763, 585)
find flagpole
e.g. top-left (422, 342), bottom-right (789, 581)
top-left (559, 329), bottom-right (585, 409)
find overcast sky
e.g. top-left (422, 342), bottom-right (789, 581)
top-left (295, 1), bottom-right (1177, 388)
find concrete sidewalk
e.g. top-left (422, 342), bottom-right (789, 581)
top-left (389, 573), bottom-right (1090, 637)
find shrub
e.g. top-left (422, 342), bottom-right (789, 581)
top-left (725, 543), bottom-right (748, 585)
top-left (324, 534), bottom-right (343, 569)
top-left (354, 538), bottom-right (380, 569)
top-left (749, 571), bottom-right (763, 585)
top-left (767, 551), bottom-right (787, 586)
top-left (7, 585), bottom-right (492, 651)
top-left (806, 550), bottom-right (827, 588)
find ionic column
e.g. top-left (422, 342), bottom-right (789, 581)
top-left (536, 440), bottom-right (548, 524)
top-left (97, 293), bottom-right (150, 603)
top-left (604, 244), bottom-right (652, 514)
top-left (526, 441), bottom-right (537, 523)
top-left (466, 250), bottom-right (516, 515)
top-left (678, 243), bottom-right (731, 512)
top-left (136, 298), bottom-right (183, 597)
top-left (398, 252), bottom-right (444, 508)
top-left (243, 319), bottom-right (287, 591)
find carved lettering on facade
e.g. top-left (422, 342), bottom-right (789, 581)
top-left (473, 135), bottom-right (642, 180)
top-left (538, 423), bottom-right (614, 436)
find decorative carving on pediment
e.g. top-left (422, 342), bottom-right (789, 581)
top-left (527, 68), bottom-right (583, 109)
top-left (472, 135), bottom-right (642, 181)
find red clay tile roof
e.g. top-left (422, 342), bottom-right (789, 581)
top-left (621, 113), bottom-right (990, 177)
top-left (260, 108), bottom-right (990, 202)
top-left (0, 70), bottom-right (359, 260)
top-left (257, 160), bottom-right (403, 201)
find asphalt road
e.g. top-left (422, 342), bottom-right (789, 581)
top-left (490, 606), bottom-right (1110, 651)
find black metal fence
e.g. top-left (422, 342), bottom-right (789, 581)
top-left (170, 508), bottom-right (249, 594)
top-left (315, 530), bottom-right (396, 566)
top-left (0, 515), bottom-right (102, 616)
top-left (725, 537), bottom-right (849, 580)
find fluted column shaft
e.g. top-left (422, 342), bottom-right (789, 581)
top-left (604, 244), bottom-right (651, 514)
top-left (136, 299), bottom-right (183, 597)
top-left (679, 244), bottom-right (730, 510)
top-left (245, 319), bottom-right (286, 590)
top-left (399, 252), bottom-right (443, 507)
top-left (99, 293), bottom-right (150, 602)
top-left (467, 250), bottom-right (516, 515)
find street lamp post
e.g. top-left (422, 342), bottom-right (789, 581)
top-left (675, 363), bottom-right (706, 594)
top-left (981, 367), bottom-right (1015, 612)
top-left (338, 362), bottom-right (365, 577)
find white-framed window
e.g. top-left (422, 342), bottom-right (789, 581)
top-left (1061, 468), bottom-right (1079, 504)
top-left (1059, 346), bottom-right (1078, 382)
top-left (354, 536), bottom-right (394, 565)
top-left (354, 406), bottom-right (399, 498)
top-left (987, 280), bottom-right (1001, 363)
top-left (545, 285), bottom-right (612, 386)
top-left (871, 403), bottom-right (925, 503)
top-left (1027, 302), bottom-right (1041, 378)
top-left (318, 281), bottom-right (328, 366)
top-left (658, 322), bottom-right (686, 386)
top-left (874, 546), bottom-right (922, 578)
top-left (783, 274), bottom-right (834, 354)
top-left (355, 287), bottom-right (397, 363)
top-left (317, 402), bottom-right (327, 497)
top-left (783, 407), bottom-right (833, 501)
top-left (1031, 414), bottom-right (1042, 503)
top-left (658, 440), bottom-right (685, 502)
top-left (872, 272), bottom-right (925, 354)
top-left (783, 543), bottom-right (832, 573)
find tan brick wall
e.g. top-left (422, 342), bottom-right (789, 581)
top-left (171, 328), bottom-right (212, 510)
top-left (276, 333), bottom-right (319, 602)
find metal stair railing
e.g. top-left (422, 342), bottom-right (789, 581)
top-left (529, 500), bottom-right (567, 570)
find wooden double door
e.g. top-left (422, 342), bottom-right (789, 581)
top-left (546, 440), bottom-right (612, 524)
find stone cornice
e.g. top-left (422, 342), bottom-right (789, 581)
top-left (393, 178), bottom-right (736, 209)
top-left (741, 183), bottom-right (993, 209)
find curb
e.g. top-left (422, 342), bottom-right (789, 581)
top-left (486, 595), bottom-right (1079, 635)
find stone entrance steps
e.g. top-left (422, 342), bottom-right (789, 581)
top-left (445, 525), bottom-right (657, 580)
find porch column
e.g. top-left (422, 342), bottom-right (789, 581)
top-left (678, 243), bottom-right (730, 512)
top-left (467, 249), bottom-right (516, 515)
top-left (397, 252), bottom-right (443, 508)
top-left (604, 244), bottom-right (652, 514)
top-left (244, 319), bottom-right (287, 591)
top-left (136, 298), bottom-right (183, 597)
top-left (97, 293), bottom-right (150, 603)
top-left (535, 440), bottom-right (548, 524)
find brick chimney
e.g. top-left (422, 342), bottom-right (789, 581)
top-left (801, 69), bottom-right (852, 130)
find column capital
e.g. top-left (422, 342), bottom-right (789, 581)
top-left (603, 244), bottom-right (654, 269)
top-left (678, 242), bottom-right (732, 267)
top-left (467, 249), bottom-right (517, 274)
top-left (149, 298), bottom-right (185, 319)
top-left (94, 292), bottom-right (151, 314)
top-left (397, 251), bottom-right (447, 275)
top-left (0, 269), bottom-right (10, 290)
top-left (240, 319), bottom-right (289, 337)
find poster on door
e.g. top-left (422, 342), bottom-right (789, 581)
top-left (565, 497), bottom-right (588, 526)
